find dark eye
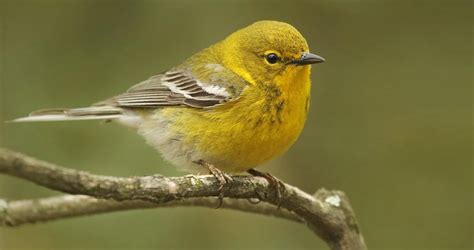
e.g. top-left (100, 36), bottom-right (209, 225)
top-left (265, 53), bottom-right (280, 64)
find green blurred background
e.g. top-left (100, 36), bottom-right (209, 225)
top-left (0, 0), bottom-right (472, 249)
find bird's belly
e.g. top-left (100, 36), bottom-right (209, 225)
top-left (139, 95), bottom-right (308, 173)
top-left (200, 116), bottom-right (305, 172)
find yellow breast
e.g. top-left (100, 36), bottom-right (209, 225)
top-left (160, 66), bottom-right (311, 172)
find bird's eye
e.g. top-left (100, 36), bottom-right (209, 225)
top-left (265, 53), bottom-right (280, 64)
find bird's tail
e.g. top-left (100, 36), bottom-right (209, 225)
top-left (11, 106), bottom-right (124, 122)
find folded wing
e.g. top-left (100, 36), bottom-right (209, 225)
top-left (99, 69), bottom-right (238, 109)
top-left (13, 67), bottom-right (246, 122)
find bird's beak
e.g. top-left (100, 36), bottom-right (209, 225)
top-left (292, 52), bottom-right (325, 65)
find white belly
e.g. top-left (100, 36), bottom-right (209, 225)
top-left (135, 110), bottom-right (204, 173)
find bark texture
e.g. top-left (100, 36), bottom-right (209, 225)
top-left (0, 148), bottom-right (366, 250)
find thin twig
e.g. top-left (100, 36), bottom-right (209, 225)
top-left (0, 195), bottom-right (302, 226)
top-left (0, 148), bottom-right (366, 250)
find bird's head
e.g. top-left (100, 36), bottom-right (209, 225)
top-left (216, 20), bottom-right (325, 86)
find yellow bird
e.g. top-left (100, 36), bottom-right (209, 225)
top-left (13, 20), bottom-right (325, 197)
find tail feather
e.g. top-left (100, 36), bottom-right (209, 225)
top-left (11, 106), bottom-right (124, 122)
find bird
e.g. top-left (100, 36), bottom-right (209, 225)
top-left (12, 20), bottom-right (325, 203)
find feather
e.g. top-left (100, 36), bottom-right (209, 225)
top-left (100, 70), bottom-right (238, 109)
top-left (11, 107), bottom-right (123, 122)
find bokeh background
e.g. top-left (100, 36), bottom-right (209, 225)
top-left (0, 0), bottom-right (472, 249)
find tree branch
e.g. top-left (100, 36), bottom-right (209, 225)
top-left (0, 148), bottom-right (366, 250)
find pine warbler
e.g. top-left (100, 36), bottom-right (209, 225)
top-left (14, 20), bottom-right (325, 197)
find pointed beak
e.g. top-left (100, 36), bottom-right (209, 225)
top-left (292, 52), bottom-right (325, 65)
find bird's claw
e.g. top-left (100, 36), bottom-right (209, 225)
top-left (194, 160), bottom-right (233, 208)
top-left (247, 168), bottom-right (285, 209)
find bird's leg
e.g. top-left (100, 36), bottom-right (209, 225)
top-left (193, 160), bottom-right (233, 208)
top-left (247, 168), bottom-right (285, 209)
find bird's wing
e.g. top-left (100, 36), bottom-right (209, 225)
top-left (96, 68), bottom-right (247, 109)
top-left (13, 65), bottom-right (248, 123)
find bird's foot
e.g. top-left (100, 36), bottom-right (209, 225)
top-left (194, 160), bottom-right (233, 208)
top-left (247, 168), bottom-right (285, 209)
